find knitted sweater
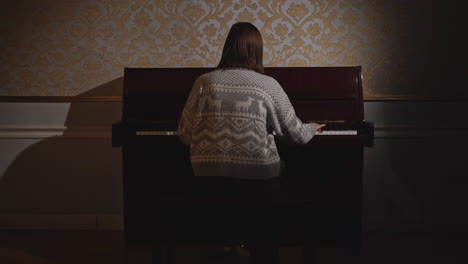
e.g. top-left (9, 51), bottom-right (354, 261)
top-left (178, 68), bottom-right (316, 179)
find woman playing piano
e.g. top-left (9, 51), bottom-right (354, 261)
top-left (178, 22), bottom-right (325, 262)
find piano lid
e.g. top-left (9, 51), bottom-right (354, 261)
top-left (122, 66), bottom-right (364, 123)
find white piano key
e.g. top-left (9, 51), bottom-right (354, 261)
top-left (317, 130), bottom-right (357, 135)
top-left (136, 131), bottom-right (177, 136)
top-left (135, 130), bottom-right (358, 136)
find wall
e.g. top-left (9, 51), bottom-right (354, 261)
top-left (1, 0), bottom-right (468, 232)
top-left (0, 102), bottom-right (122, 230)
top-left (1, 0), bottom-right (467, 98)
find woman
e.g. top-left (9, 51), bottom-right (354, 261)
top-left (178, 22), bottom-right (325, 261)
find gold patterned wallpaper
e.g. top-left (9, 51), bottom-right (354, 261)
top-left (0, 0), bottom-right (463, 98)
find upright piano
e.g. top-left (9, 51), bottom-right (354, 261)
top-left (112, 67), bottom-right (374, 262)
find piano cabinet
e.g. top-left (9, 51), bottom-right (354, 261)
top-left (113, 66), bottom-right (374, 263)
top-left (119, 135), bottom-right (364, 263)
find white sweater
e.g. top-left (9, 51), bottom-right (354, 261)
top-left (178, 68), bottom-right (316, 179)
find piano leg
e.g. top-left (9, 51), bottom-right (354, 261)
top-left (303, 245), bottom-right (319, 264)
top-left (124, 245), bottom-right (152, 264)
top-left (151, 244), bottom-right (163, 264)
top-left (151, 244), bottom-right (174, 264)
top-left (249, 243), bottom-right (279, 264)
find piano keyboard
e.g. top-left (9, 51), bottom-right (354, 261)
top-left (317, 130), bottom-right (357, 135)
top-left (135, 130), bottom-right (358, 136)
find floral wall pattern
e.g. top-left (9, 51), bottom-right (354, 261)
top-left (0, 0), bottom-right (461, 98)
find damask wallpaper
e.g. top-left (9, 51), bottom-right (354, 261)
top-left (0, 0), bottom-right (464, 98)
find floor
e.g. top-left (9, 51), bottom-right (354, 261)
top-left (0, 231), bottom-right (467, 264)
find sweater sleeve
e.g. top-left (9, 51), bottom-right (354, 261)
top-left (268, 79), bottom-right (316, 144)
top-left (178, 77), bottom-right (202, 146)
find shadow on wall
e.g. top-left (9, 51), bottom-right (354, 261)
top-left (0, 78), bottom-right (124, 215)
top-left (2, 72), bottom-right (468, 232)
top-left (76, 77), bottom-right (124, 97)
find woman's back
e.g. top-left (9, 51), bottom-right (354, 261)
top-left (178, 22), bottom-right (321, 179)
top-left (179, 68), bottom-right (316, 179)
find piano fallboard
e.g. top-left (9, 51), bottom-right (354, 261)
top-left (121, 67), bottom-right (365, 123)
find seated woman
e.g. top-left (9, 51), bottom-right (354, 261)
top-left (178, 22), bottom-right (325, 261)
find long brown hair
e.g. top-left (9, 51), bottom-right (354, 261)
top-left (217, 22), bottom-right (264, 74)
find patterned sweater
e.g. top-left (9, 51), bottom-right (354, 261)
top-left (178, 68), bottom-right (316, 179)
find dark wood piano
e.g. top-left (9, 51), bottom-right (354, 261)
top-left (112, 67), bottom-right (374, 263)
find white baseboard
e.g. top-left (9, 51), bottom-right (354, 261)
top-left (0, 125), bottom-right (67, 138)
top-left (0, 214), bottom-right (123, 230)
top-left (0, 125), bottom-right (114, 139)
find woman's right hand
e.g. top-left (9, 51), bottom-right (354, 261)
top-left (310, 122), bottom-right (326, 132)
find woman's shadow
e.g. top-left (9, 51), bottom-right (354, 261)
top-left (0, 77), bottom-right (124, 227)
